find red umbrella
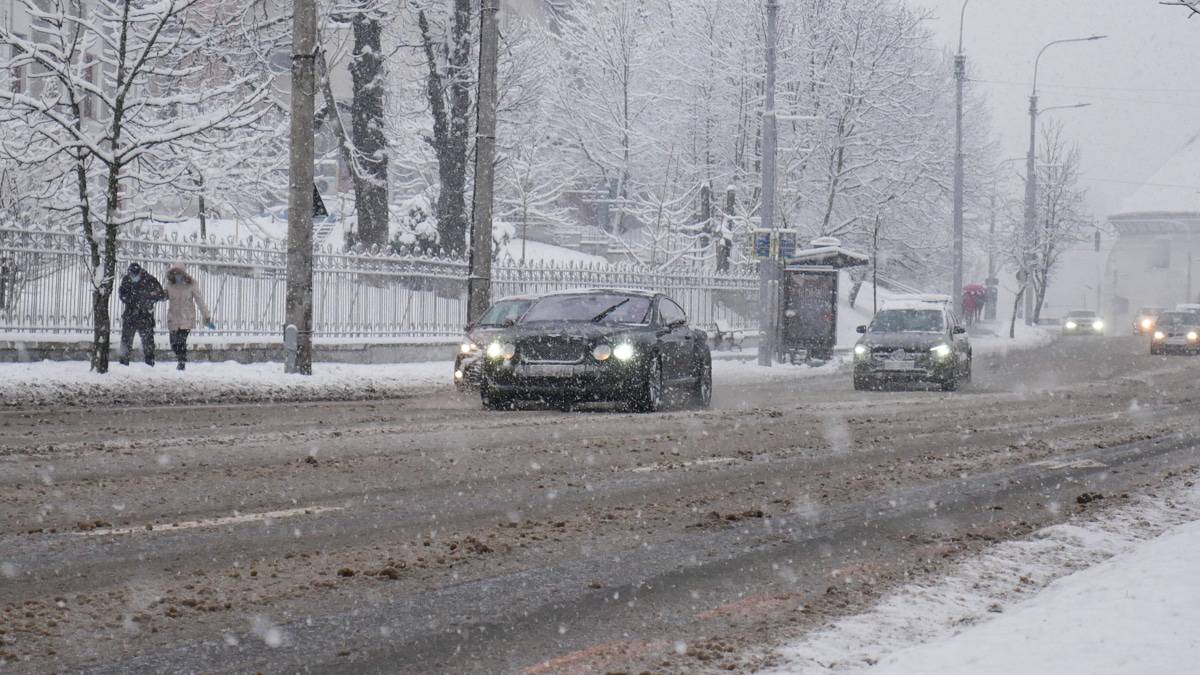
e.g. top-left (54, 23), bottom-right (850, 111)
top-left (962, 283), bottom-right (987, 297)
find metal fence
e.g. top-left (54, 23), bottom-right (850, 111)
top-left (0, 225), bottom-right (759, 340)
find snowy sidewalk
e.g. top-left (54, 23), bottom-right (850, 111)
top-left (763, 477), bottom-right (1200, 675)
top-left (0, 360), bottom-right (452, 407)
top-left (865, 517), bottom-right (1200, 675)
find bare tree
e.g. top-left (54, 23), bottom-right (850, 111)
top-left (0, 0), bottom-right (277, 372)
top-left (415, 0), bottom-right (473, 255)
top-left (1029, 121), bottom-right (1089, 322)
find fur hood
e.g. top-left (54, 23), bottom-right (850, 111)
top-left (166, 264), bottom-right (194, 286)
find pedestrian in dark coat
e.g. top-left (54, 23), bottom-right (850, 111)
top-left (118, 262), bottom-right (167, 366)
top-left (164, 263), bottom-right (214, 371)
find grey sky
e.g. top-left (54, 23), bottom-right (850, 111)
top-left (914, 0), bottom-right (1200, 217)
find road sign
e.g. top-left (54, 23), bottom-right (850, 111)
top-left (752, 229), bottom-right (773, 259)
top-left (777, 229), bottom-right (798, 259)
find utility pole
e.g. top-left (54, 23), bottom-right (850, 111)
top-left (953, 0), bottom-right (969, 308)
top-left (467, 0), bottom-right (500, 324)
top-left (873, 213), bottom-right (880, 316)
top-left (1023, 92), bottom-right (1037, 326)
top-left (285, 0), bottom-right (317, 375)
top-left (758, 0), bottom-right (779, 368)
top-left (1024, 35), bottom-right (1106, 326)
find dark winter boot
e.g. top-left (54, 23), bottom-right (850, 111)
top-left (177, 362), bottom-right (185, 371)
top-left (119, 358), bottom-right (130, 366)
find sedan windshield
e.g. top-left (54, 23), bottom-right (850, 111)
top-left (1066, 311), bottom-right (1097, 319)
top-left (522, 293), bottom-right (652, 325)
top-left (477, 299), bottom-right (533, 327)
top-left (869, 309), bottom-right (944, 333)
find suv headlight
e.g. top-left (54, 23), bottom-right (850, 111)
top-left (486, 341), bottom-right (515, 360)
top-left (1153, 331), bottom-right (1166, 341)
top-left (1092, 320), bottom-right (1104, 331)
top-left (930, 344), bottom-right (952, 360)
top-left (1189, 331), bottom-right (1199, 342)
top-left (612, 343), bottom-right (637, 361)
top-left (592, 344), bottom-right (613, 361)
top-left (853, 344), bottom-right (868, 359)
top-left (1141, 318), bottom-right (1153, 330)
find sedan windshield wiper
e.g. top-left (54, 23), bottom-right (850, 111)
top-left (590, 299), bottom-right (630, 323)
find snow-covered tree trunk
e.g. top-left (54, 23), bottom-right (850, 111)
top-left (349, 4), bottom-right (389, 247)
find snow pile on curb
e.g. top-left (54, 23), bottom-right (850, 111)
top-left (0, 360), bottom-right (450, 407)
top-left (971, 323), bottom-right (1054, 357)
top-left (763, 475), bottom-right (1200, 674)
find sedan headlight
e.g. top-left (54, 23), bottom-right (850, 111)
top-left (1153, 331), bottom-right (1166, 341)
top-left (930, 344), bottom-right (952, 360)
top-left (1064, 321), bottom-right (1078, 330)
top-left (591, 344), bottom-right (613, 361)
top-left (1092, 320), bottom-right (1104, 331)
top-left (1189, 331), bottom-right (1199, 342)
top-left (486, 341), bottom-right (515, 360)
top-left (612, 343), bottom-right (637, 361)
top-left (460, 341), bottom-right (478, 354)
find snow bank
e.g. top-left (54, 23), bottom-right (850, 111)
top-left (763, 477), bottom-right (1200, 675)
top-left (0, 360), bottom-right (450, 407)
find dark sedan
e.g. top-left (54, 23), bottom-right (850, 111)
top-left (478, 290), bottom-right (712, 412)
top-left (454, 295), bottom-right (537, 391)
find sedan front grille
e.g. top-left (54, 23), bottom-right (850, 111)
top-left (521, 338), bottom-right (588, 364)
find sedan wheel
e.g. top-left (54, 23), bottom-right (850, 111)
top-left (691, 360), bottom-right (712, 409)
top-left (635, 358), bottom-right (664, 413)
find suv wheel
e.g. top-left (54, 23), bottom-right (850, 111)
top-left (941, 374), bottom-right (959, 392)
top-left (481, 380), bottom-right (511, 411)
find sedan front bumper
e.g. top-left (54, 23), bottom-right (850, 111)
top-left (483, 360), bottom-right (647, 400)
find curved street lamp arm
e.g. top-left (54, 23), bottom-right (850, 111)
top-left (1033, 35), bottom-right (1107, 94)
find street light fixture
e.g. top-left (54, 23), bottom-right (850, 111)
top-left (1022, 35), bottom-right (1106, 325)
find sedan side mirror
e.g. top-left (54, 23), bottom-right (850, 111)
top-left (953, 326), bottom-right (967, 335)
top-left (856, 325), bottom-right (867, 334)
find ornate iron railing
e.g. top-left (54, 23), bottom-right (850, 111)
top-left (0, 225), bottom-right (759, 339)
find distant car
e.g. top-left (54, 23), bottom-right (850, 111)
top-left (1133, 306), bottom-right (1165, 335)
top-left (478, 289), bottom-right (712, 412)
top-left (454, 295), bottom-right (538, 391)
top-left (852, 302), bottom-right (972, 392)
top-left (1062, 310), bottom-right (1105, 336)
top-left (1150, 311), bottom-right (1200, 355)
top-left (1176, 303), bottom-right (1200, 314)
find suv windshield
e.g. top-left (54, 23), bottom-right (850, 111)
top-left (477, 299), bottom-right (532, 327)
top-left (869, 309), bottom-right (945, 333)
top-left (1156, 312), bottom-right (1199, 328)
top-left (522, 293), bottom-right (653, 325)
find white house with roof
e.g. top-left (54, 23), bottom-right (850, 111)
top-left (1103, 132), bottom-right (1200, 325)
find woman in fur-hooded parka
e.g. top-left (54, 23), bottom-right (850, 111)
top-left (164, 264), bottom-right (212, 369)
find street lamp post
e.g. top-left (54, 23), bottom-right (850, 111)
top-left (758, 0), bottom-right (780, 367)
top-left (952, 0), bottom-right (970, 307)
top-left (1023, 35), bottom-right (1106, 325)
